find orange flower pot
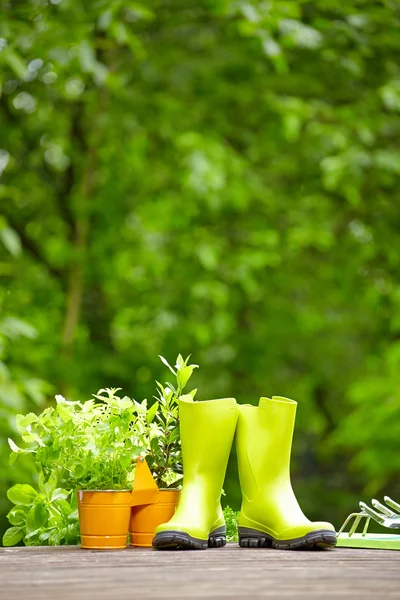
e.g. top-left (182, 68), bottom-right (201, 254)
top-left (77, 458), bottom-right (177, 550)
top-left (77, 490), bottom-right (132, 550)
top-left (129, 489), bottom-right (180, 547)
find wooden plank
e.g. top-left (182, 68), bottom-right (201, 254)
top-left (0, 545), bottom-right (399, 599)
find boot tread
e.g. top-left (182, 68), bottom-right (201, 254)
top-left (153, 526), bottom-right (226, 551)
top-left (238, 527), bottom-right (337, 550)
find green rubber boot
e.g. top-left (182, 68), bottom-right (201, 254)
top-left (152, 395), bottom-right (238, 550)
top-left (237, 396), bottom-right (337, 550)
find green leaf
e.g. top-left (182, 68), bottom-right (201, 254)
top-left (16, 412), bottom-right (38, 431)
top-left (3, 49), bottom-right (27, 79)
top-left (73, 464), bottom-right (85, 478)
top-left (118, 396), bottom-right (133, 410)
top-left (9, 452), bottom-right (18, 466)
top-left (146, 401), bottom-right (158, 424)
top-left (158, 355), bottom-right (176, 375)
top-left (39, 530), bottom-right (53, 542)
top-left (0, 227), bottom-right (22, 257)
top-left (175, 354), bottom-right (185, 370)
top-left (223, 506), bottom-right (239, 542)
top-left (177, 366), bottom-right (194, 389)
top-left (25, 502), bottom-right (47, 534)
top-left (57, 403), bottom-right (73, 422)
top-left (0, 317), bottom-right (37, 340)
top-left (155, 381), bottom-right (164, 393)
top-left (38, 472), bottom-right (45, 492)
top-left (42, 475), bottom-right (57, 498)
top-left (8, 437), bottom-right (22, 454)
top-left (68, 508), bottom-right (79, 522)
top-left (7, 484), bottom-right (38, 506)
top-left (48, 527), bottom-right (63, 545)
top-left (52, 488), bottom-right (69, 501)
top-left (57, 499), bottom-right (74, 517)
top-left (2, 526), bottom-right (23, 546)
top-left (150, 436), bottom-right (159, 453)
top-left (7, 506), bottom-right (27, 526)
top-left (168, 427), bottom-right (180, 443)
top-left (48, 512), bottom-right (63, 527)
top-left (24, 528), bottom-right (41, 543)
top-left (165, 382), bottom-right (177, 394)
top-left (20, 432), bottom-right (41, 444)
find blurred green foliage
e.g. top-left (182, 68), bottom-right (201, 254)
top-left (1, 0), bottom-right (400, 542)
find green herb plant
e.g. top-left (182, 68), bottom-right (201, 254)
top-left (223, 506), bottom-right (239, 543)
top-left (8, 389), bottom-right (146, 492)
top-left (3, 354), bottom-right (199, 546)
top-left (3, 475), bottom-right (79, 547)
top-left (135, 354), bottom-right (198, 487)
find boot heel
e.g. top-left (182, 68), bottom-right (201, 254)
top-left (238, 527), bottom-right (272, 548)
top-left (208, 525), bottom-right (226, 548)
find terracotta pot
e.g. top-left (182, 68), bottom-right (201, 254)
top-left (129, 489), bottom-right (180, 547)
top-left (77, 490), bottom-right (131, 550)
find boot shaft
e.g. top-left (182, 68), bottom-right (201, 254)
top-left (236, 397), bottom-right (297, 489)
top-left (180, 395), bottom-right (238, 491)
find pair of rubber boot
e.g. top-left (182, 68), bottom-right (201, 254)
top-left (152, 395), bottom-right (337, 550)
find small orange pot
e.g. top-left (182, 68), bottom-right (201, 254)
top-left (129, 489), bottom-right (180, 547)
top-left (77, 490), bottom-right (132, 550)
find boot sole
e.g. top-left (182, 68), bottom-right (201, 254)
top-left (239, 527), bottom-right (337, 550)
top-left (152, 526), bottom-right (226, 550)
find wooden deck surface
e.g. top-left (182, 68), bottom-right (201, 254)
top-left (1, 544), bottom-right (399, 599)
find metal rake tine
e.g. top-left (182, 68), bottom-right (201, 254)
top-left (372, 499), bottom-right (398, 518)
top-left (349, 514), bottom-right (363, 536)
top-left (338, 512), bottom-right (366, 536)
top-left (362, 516), bottom-right (371, 537)
top-left (384, 496), bottom-right (400, 515)
top-left (359, 501), bottom-right (385, 525)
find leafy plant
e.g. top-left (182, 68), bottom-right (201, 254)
top-left (0, 313), bottom-right (53, 537)
top-left (135, 354), bottom-right (198, 487)
top-left (3, 476), bottom-right (79, 547)
top-left (9, 389), bottom-right (146, 491)
top-left (4, 354), bottom-right (199, 545)
top-left (223, 506), bottom-right (239, 543)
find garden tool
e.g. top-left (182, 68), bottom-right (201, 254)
top-left (236, 396), bottom-right (337, 550)
top-left (337, 496), bottom-right (400, 550)
top-left (152, 395), bottom-right (238, 550)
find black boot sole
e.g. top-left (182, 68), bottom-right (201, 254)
top-left (152, 526), bottom-right (226, 550)
top-left (239, 527), bottom-right (337, 550)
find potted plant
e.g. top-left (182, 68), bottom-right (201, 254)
top-left (7, 389), bottom-right (147, 549)
top-left (4, 354), bottom-right (199, 549)
top-left (129, 354), bottom-right (199, 547)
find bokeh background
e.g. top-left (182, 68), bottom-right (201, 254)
top-left (1, 0), bottom-right (400, 542)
